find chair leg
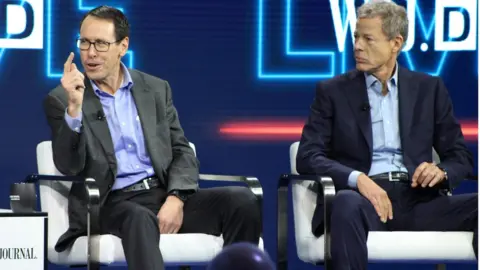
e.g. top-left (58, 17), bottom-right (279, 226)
top-left (277, 261), bottom-right (287, 270)
top-left (69, 263), bottom-right (100, 269)
top-left (324, 258), bottom-right (333, 270)
top-left (436, 264), bottom-right (447, 270)
top-left (87, 262), bottom-right (100, 270)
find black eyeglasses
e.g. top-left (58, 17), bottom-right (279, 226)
top-left (76, 38), bottom-right (120, 52)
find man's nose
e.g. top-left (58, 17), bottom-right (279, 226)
top-left (354, 40), bottom-right (363, 51)
top-left (87, 45), bottom-right (97, 57)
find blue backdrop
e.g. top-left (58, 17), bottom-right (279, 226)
top-left (0, 0), bottom-right (477, 269)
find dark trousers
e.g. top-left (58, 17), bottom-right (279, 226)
top-left (328, 181), bottom-right (478, 270)
top-left (99, 186), bottom-right (262, 270)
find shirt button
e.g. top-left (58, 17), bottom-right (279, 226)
top-left (136, 165), bottom-right (140, 169)
top-left (122, 122), bottom-right (126, 126)
top-left (128, 144), bottom-right (132, 148)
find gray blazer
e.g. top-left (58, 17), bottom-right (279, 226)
top-left (43, 69), bottom-right (199, 252)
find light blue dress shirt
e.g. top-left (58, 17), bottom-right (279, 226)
top-left (64, 63), bottom-right (155, 190)
top-left (348, 65), bottom-right (408, 188)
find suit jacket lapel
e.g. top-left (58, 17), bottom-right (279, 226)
top-left (129, 70), bottom-right (157, 143)
top-left (344, 70), bottom-right (373, 154)
top-left (82, 79), bottom-right (116, 164)
top-left (397, 66), bottom-right (416, 152)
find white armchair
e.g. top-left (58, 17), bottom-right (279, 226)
top-left (28, 141), bottom-right (263, 269)
top-left (277, 141), bottom-right (475, 270)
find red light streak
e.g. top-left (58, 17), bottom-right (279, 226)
top-left (219, 120), bottom-right (478, 142)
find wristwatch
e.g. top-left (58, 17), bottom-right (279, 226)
top-left (437, 167), bottom-right (451, 193)
top-left (168, 190), bottom-right (190, 202)
top-left (440, 168), bottom-right (448, 181)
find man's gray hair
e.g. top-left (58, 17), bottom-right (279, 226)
top-left (357, 0), bottom-right (408, 47)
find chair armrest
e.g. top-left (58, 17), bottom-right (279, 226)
top-left (24, 174), bottom-right (100, 270)
top-left (277, 174), bottom-right (335, 269)
top-left (199, 174), bottom-right (263, 202)
top-left (25, 174), bottom-right (100, 207)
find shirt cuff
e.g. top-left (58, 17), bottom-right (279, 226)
top-left (64, 108), bottom-right (83, 133)
top-left (348, 170), bottom-right (362, 188)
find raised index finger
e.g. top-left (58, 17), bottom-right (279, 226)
top-left (63, 52), bottom-right (74, 74)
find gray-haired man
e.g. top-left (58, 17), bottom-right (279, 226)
top-left (296, 1), bottom-right (477, 269)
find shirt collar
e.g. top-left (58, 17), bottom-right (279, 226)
top-left (364, 62), bottom-right (398, 94)
top-left (91, 62), bottom-right (133, 96)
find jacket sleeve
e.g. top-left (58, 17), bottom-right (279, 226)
top-left (432, 77), bottom-right (474, 189)
top-left (296, 82), bottom-right (357, 190)
top-left (163, 81), bottom-right (199, 193)
top-left (43, 92), bottom-right (87, 176)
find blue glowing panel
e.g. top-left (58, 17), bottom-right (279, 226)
top-left (257, 0), bottom-right (335, 79)
top-left (257, 0), bottom-right (478, 80)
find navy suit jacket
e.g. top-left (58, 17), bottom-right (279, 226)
top-left (296, 66), bottom-right (473, 236)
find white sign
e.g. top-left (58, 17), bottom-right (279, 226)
top-left (0, 215), bottom-right (46, 270)
top-left (0, 0), bottom-right (43, 49)
top-left (434, 0), bottom-right (477, 51)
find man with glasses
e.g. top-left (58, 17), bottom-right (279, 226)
top-left (43, 6), bottom-right (261, 270)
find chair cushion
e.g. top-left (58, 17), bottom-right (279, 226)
top-left (298, 231), bottom-right (476, 264)
top-left (94, 234), bottom-right (224, 264)
top-left (51, 234), bottom-right (264, 265)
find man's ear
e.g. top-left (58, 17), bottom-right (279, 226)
top-left (391, 35), bottom-right (404, 54)
top-left (119, 37), bottom-right (129, 57)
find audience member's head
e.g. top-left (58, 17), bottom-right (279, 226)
top-left (207, 242), bottom-right (275, 270)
